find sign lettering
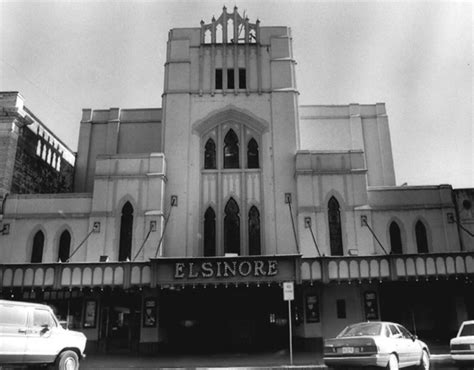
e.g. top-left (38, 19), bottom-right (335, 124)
top-left (174, 259), bottom-right (279, 280)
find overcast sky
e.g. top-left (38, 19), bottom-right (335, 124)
top-left (1, 0), bottom-right (472, 188)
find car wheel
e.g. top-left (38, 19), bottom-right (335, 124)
top-left (387, 354), bottom-right (399, 370)
top-left (55, 350), bottom-right (79, 370)
top-left (418, 349), bottom-right (429, 370)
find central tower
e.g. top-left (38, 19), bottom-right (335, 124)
top-left (162, 7), bottom-right (300, 257)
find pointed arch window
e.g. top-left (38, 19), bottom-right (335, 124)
top-left (223, 129), bottom-right (239, 168)
top-left (389, 222), bottom-right (402, 254)
top-left (58, 230), bottom-right (71, 262)
top-left (248, 206), bottom-right (261, 255)
top-left (415, 220), bottom-right (429, 253)
top-left (31, 231), bottom-right (44, 263)
top-left (328, 197), bottom-right (343, 256)
top-left (224, 198), bottom-right (240, 254)
top-left (204, 207), bottom-right (216, 256)
top-left (119, 202), bottom-right (134, 261)
top-left (204, 138), bottom-right (216, 169)
top-left (247, 138), bottom-right (259, 169)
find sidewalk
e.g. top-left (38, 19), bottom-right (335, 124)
top-left (80, 343), bottom-right (454, 369)
top-left (81, 350), bottom-right (326, 369)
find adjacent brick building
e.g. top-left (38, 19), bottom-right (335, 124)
top-left (0, 92), bottom-right (75, 201)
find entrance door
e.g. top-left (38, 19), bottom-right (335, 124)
top-left (99, 293), bottom-right (141, 353)
top-left (161, 286), bottom-right (287, 353)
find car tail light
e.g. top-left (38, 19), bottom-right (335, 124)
top-left (324, 346), bottom-right (337, 354)
top-left (359, 345), bottom-right (378, 354)
top-left (451, 344), bottom-right (471, 350)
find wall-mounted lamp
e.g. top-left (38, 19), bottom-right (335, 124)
top-left (93, 222), bottom-right (101, 233)
top-left (1, 223), bottom-right (10, 235)
top-left (284, 193), bottom-right (292, 204)
top-left (150, 220), bottom-right (157, 232)
top-left (447, 213), bottom-right (455, 224)
top-left (361, 215), bottom-right (368, 227)
top-left (171, 195), bottom-right (178, 207)
top-left (304, 217), bottom-right (311, 228)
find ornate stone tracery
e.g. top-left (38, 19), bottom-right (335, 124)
top-left (200, 6), bottom-right (259, 45)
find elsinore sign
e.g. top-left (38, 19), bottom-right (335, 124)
top-left (150, 255), bottom-right (301, 286)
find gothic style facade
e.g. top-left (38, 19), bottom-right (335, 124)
top-left (0, 7), bottom-right (472, 355)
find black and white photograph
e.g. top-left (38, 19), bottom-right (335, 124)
top-left (0, 1), bottom-right (472, 369)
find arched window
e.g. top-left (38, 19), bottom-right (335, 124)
top-left (204, 207), bottom-right (216, 256)
top-left (389, 222), bottom-right (402, 254)
top-left (223, 129), bottom-right (239, 168)
top-left (247, 138), bottom-right (259, 169)
top-left (328, 197), bottom-right (343, 256)
top-left (119, 202), bottom-right (134, 261)
top-left (31, 231), bottom-right (44, 263)
top-left (415, 220), bottom-right (429, 253)
top-left (204, 138), bottom-right (216, 169)
top-left (224, 198), bottom-right (240, 254)
top-left (58, 230), bottom-right (71, 262)
top-left (248, 206), bottom-right (261, 255)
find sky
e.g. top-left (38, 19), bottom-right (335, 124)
top-left (1, 0), bottom-right (472, 188)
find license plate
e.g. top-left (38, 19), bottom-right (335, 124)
top-left (342, 347), bottom-right (354, 354)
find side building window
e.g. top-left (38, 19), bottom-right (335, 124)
top-left (415, 220), bottom-right (429, 253)
top-left (224, 129), bottom-right (239, 168)
top-left (119, 202), bottom-right (134, 261)
top-left (224, 198), bottom-right (240, 254)
top-left (204, 207), bottom-right (216, 257)
top-left (328, 197), bottom-right (343, 256)
top-left (248, 206), bottom-right (261, 255)
top-left (31, 231), bottom-right (44, 263)
top-left (58, 230), bottom-right (71, 262)
top-left (247, 138), bottom-right (259, 169)
top-left (204, 139), bottom-right (217, 169)
top-left (389, 222), bottom-right (402, 254)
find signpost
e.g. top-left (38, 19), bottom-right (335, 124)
top-left (283, 281), bottom-right (294, 365)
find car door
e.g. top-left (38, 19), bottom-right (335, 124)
top-left (397, 324), bottom-right (421, 366)
top-left (388, 324), bottom-right (410, 366)
top-left (23, 307), bottom-right (58, 364)
top-left (0, 303), bottom-right (28, 363)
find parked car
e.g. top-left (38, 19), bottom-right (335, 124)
top-left (324, 321), bottom-right (430, 370)
top-left (0, 299), bottom-right (87, 369)
top-left (450, 320), bottom-right (474, 364)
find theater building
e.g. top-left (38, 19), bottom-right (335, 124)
top-left (0, 7), bottom-right (472, 355)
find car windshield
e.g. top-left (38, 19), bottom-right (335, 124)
top-left (460, 323), bottom-right (474, 337)
top-left (338, 323), bottom-right (382, 337)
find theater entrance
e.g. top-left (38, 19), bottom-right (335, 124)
top-left (160, 285), bottom-right (289, 353)
top-left (99, 293), bottom-right (141, 353)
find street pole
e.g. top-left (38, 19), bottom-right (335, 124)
top-left (288, 299), bottom-right (293, 365)
top-left (283, 281), bottom-right (294, 366)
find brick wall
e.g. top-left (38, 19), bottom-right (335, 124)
top-left (10, 125), bottom-right (74, 194)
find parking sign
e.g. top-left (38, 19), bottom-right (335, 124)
top-left (283, 281), bottom-right (294, 301)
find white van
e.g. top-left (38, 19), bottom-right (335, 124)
top-left (0, 299), bottom-right (87, 369)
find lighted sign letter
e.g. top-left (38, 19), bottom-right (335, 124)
top-left (223, 261), bottom-right (237, 277)
top-left (201, 262), bottom-right (214, 277)
top-left (175, 263), bottom-right (185, 279)
top-left (254, 260), bottom-right (265, 276)
top-left (188, 262), bottom-right (199, 278)
top-left (267, 260), bottom-right (278, 276)
top-left (238, 261), bottom-right (252, 276)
